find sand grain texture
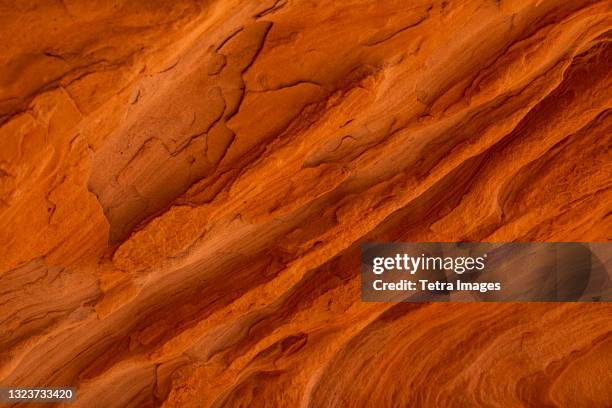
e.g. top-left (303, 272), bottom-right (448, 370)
top-left (0, 0), bottom-right (611, 407)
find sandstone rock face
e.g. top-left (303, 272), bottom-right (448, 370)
top-left (1, 0), bottom-right (611, 406)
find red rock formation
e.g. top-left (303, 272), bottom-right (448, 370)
top-left (0, 0), bottom-right (610, 406)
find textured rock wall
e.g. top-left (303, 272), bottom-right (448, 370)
top-left (0, 0), bottom-right (611, 406)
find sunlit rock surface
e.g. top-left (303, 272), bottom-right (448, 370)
top-left (0, 0), bottom-right (611, 406)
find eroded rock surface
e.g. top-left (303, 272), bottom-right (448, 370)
top-left (1, 0), bottom-right (611, 406)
